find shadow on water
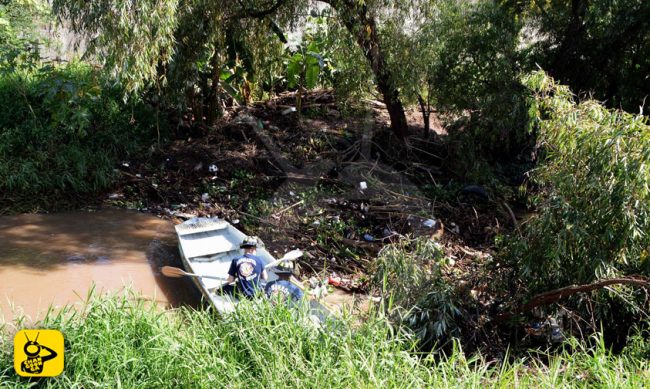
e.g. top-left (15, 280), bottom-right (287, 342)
top-left (0, 208), bottom-right (201, 322)
top-left (145, 238), bottom-right (203, 308)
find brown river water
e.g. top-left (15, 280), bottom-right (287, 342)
top-left (0, 209), bottom-right (199, 323)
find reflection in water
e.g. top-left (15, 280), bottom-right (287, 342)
top-left (0, 209), bottom-right (199, 323)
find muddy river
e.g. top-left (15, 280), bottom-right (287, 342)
top-left (0, 209), bottom-right (198, 323)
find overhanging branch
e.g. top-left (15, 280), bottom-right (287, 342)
top-left (495, 276), bottom-right (650, 322)
top-left (236, 0), bottom-right (287, 19)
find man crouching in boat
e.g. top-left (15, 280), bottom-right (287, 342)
top-left (224, 237), bottom-right (268, 298)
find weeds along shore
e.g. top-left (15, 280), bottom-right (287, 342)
top-left (1, 290), bottom-right (648, 388)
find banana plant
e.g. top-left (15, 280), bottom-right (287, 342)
top-left (286, 40), bottom-right (325, 117)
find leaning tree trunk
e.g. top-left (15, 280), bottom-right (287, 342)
top-left (324, 0), bottom-right (409, 138)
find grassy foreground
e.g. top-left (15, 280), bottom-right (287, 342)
top-left (1, 293), bottom-right (648, 388)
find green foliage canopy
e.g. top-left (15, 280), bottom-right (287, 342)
top-left (512, 71), bottom-right (650, 292)
top-left (0, 0), bottom-right (50, 72)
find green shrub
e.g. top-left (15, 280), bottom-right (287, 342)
top-left (505, 72), bottom-right (650, 330)
top-left (0, 63), bottom-right (158, 210)
top-left (373, 238), bottom-right (464, 348)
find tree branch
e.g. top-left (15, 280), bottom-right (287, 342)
top-left (496, 276), bottom-right (650, 322)
top-left (235, 0), bottom-right (287, 19)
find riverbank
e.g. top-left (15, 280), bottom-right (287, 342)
top-left (1, 291), bottom-right (648, 387)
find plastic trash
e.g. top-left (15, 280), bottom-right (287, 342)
top-left (549, 318), bottom-right (563, 343)
top-left (460, 185), bottom-right (489, 201)
top-left (308, 277), bottom-right (320, 289)
top-left (363, 233), bottom-right (375, 242)
top-left (423, 218), bottom-right (437, 228)
top-left (328, 275), bottom-right (342, 287)
top-left (359, 181), bottom-right (367, 190)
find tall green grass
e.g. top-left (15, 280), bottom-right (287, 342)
top-left (1, 291), bottom-right (648, 388)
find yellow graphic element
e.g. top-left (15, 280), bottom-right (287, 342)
top-left (14, 329), bottom-right (64, 377)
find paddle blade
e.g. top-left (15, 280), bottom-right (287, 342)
top-left (161, 266), bottom-right (187, 278)
top-left (281, 249), bottom-right (303, 261)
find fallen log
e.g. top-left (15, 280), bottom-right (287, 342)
top-left (495, 276), bottom-right (650, 322)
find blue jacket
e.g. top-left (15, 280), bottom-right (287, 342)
top-left (228, 253), bottom-right (264, 298)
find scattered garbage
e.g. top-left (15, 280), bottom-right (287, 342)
top-left (359, 181), bottom-right (368, 190)
top-left (308, 277), bottom-right (320, 289)
top-left (281, 107), bottom-right (297, 115)
top-left (363, 233), bottom-right (375, 242)
top-left (460, 185), bottom-right (489, 201)
top-left (309, 285), bottom-right (329, 298)
top-left (527, 322), bottom-right (545, 336)
top-left (382, 228), bottom-right (397, 238)
top-left (208, 164), bottom-right (218, 173)
top-left (526, 316), bottom-right (564, 343)
top-left (549, 317), bottom-right (563, 343)
top-left (233, 113), bottom-right (256, 125)
top-left (168, 211), bottom-right (197, 219)
top-left (328, 275), bottom-right (342, 287)
top-left (326, 272), bottom-right (367, 292)
top-left (422, 218), bottom-right (437, 228)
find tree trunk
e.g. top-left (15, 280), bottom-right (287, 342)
top-left (550, 0), bottom-right (588, 80)
top-left (206, 51), bottom-right (223, 126)
top-left (417, 94), bottom-right (430, 139)
top-left (324, 0), bottom-right (408, 138)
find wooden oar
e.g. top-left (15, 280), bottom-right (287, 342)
top-left (161, 266), bottom-right (228, 281)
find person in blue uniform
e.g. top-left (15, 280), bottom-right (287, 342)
top-left (264, 256), bottom-right (304, 304)
top-left (225, 237), bottom-right (268, 298)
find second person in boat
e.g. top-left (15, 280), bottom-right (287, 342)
top-left (224, 236), bottom-right (268, 298)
